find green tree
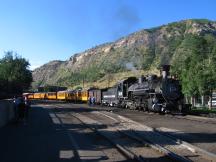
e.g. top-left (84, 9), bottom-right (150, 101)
top-left (0, 51), bottom-right (32, 95)
top-left (171, 34), bottom-right (216, 107)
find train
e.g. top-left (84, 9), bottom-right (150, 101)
top-left (26, 90), bottom-right (89, 103)
top-left (25, 65), bottom-right (190, 114)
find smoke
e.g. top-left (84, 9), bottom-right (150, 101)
top-left (160, 50), bottom-right (171, 66)
top-left (160, 55), bottom-right (170, 65)
top-left (125, 62), bottom-right (137, 72)
top-left (111, 2), bottom-right (141, 39)
top-left (115, 5), bottom-right (140, 26)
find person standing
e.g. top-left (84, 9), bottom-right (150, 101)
top-left (24, 96), bottom-right (30, 121)
top-left (91, 96), bottom-right (95, 106)
top-left (13, 96), bottom-right (20, 122)
top-left (17, 97), bottom-right (25, 122)
top-left (88, 96), bottom-right (92, 106)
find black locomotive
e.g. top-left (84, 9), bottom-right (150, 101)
top-left (101, 77), bottom-right (137, 106)
top-left (101, 65), bottom-right (190, 113)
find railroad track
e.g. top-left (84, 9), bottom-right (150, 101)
top-left (60, 102), bottom-right (216, 125)
top-left (41, 102), bottom-right (216, 161)
top-left (50, 106), bottom-right (132, 162)
top-left (118, 107), bottom-right (216, 125)
top-left (173, 114), bottom-right (216, 125)
top-left (101, 111), bottom-right (216, 161)
top-left (69, 112), bottom-right (173, 162)
top-left (33, 100), bottom-right (216, 124)
top-left (70, 110), bottom-right (216, 162)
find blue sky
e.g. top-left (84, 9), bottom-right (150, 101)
top-left (0, 0), bottom-right (216, 69)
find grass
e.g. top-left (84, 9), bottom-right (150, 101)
top-left (190, 107), bottom-right (216, 114)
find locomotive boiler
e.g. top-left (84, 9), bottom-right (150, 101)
top-left (121, 65), bottom-right (189, 113)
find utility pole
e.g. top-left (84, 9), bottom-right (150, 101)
top-left (107, 73), bottom-right (113, 88)
top-left (83, 77), bottom-right (85, 89)
top-left (107, 73), bottom-right (110, 88)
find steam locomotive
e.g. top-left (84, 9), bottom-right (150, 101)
top-left (98, 65), bottom-right (190, 113)
top-left (26, 65), bottom-right (190, 113)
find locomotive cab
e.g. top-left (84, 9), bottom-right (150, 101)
top-left (116, 77), bottom-right (137, 107)
top-left (117, 77), bottom-right (138, 98)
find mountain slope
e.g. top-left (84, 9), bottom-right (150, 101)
top-left (32, 19), bottom-right (216, 89)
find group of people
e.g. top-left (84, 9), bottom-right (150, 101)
top-left (13, 96), bottom-right (30, 122)
top-left (88, 96), bottom-right (96, 106)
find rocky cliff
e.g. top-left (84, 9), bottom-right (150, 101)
top-left (32, 19), bottom-right (216, 88)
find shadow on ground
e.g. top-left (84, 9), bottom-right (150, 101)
top-left (0, 101), bottom-right (215, 162)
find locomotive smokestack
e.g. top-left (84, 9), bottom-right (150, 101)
top-left (139, 75), bottom-right (144, 84)
top-left (161, 65), bottom-right (170, 79)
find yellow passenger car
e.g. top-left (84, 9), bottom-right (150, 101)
top-left (67, 91), bottom-right (76, 101)
top-left (76, 90), bottom-right (82, 102)
top-left (46, 92), bottom-right (57, 100)
top-left (57, 91), bottom-right (67, 100)
top-left (33, 93), bottom-right (46, 99)
top-left (81, 90), bottom-right (88, 102)
top-left (27, 93), bottom-right (34, 99)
